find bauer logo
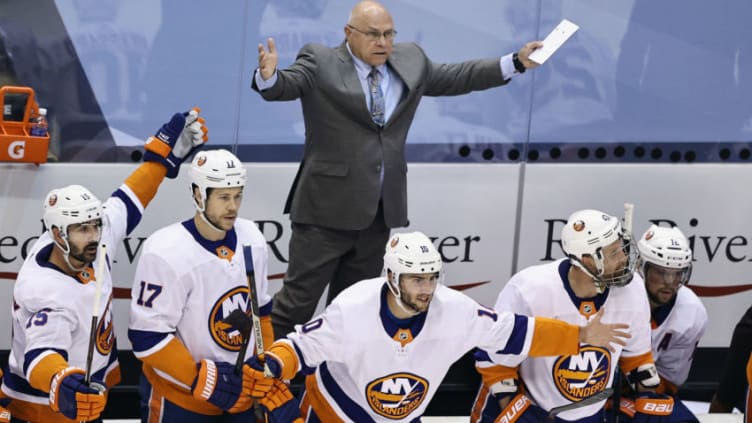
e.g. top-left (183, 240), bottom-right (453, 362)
top-left (366, 373), bottom-right (428, 419)
top-left (96, 296), bottom-right (115, 354)
top-left (208, 286), bottom-right (248, 351)
top-left (552, 346), bottom-right (611, 401)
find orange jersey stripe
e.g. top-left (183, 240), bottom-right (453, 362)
top-left (28, 352), bottom-right (68, 392)
top-left (267, 341), bottom-right (300, 380)
top-left (9, 398), bottom-right (81, 423)
top-left (142, 365), bottom-right (221, 415)
top-left (303, 373), bottom-right (345, 423)
top-left (470, 384), bottom-right (491, 423)
top-left (105, 364), bottom-right (122, 388)
top-left (475, 364), bottom-right (518, 387)
top-left (124, 162), bottom-right (167, 207)
top-left (148, 387), bottom-right (165, 423)
top-left (260, 314), bottom-right (275, 352)
top-left (619, 351), bottom-right (654, 374)
top-left (138, 337), bottom-right (198, 387)
top-left (528, 317), bottom-right (580, 357)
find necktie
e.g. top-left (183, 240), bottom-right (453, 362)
top-left (369, 67), bottom-right (385, 126)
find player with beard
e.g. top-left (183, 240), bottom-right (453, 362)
top-left (128, 149), bottom-right (293, 422)
top-left (1, 108), bottom-right (208, 422)
top-left (608, 225), bottom-right (707, 423)
top-left (243, 231), bottom-right (633, 422)
top-left (471, 209), bottom-right (674, 423)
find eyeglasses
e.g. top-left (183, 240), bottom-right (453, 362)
top-left (347, 25), bottom-right (397, 41)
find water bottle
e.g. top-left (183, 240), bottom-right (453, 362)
top-left (30, 107), bottom-right (48, 137)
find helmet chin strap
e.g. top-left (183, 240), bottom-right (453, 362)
top-left (194, 195), bottom-right (225, 235)
top-left (386, 275), bottom-right (421, 317)
top-left (198, 211), bottom-right (225, 235)
top-left (54, 237), bottom-right (88, 273)
top-left (570, 259), bottom-right (607, 294)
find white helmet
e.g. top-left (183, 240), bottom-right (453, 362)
top-left (43, 185), bottom-right (103, 236)
top-left (383, 231), bottom-right (443, 314)
top-left (638, 225), bottom-right (693, 284)
top-left (561, 209), bottom-right (637, 292)
top-left (190, 149), bottom-right (246, 212)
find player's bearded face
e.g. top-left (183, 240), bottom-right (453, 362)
top-left (600, 239), bottom-right (629, 279)
top-left (645, 264), bottom-right (686, 305)
top-left (204, 187), bottom-right (243, 231)
top-left (398, 273), bottom-right (439, 313)
top-left (66, 220), bottom-right (102, 264)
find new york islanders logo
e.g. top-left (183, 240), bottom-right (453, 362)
top-left (552, 346), bottom-right (611, 401)
top-left (208, 286), bottom-right (249, 351)
top-left (366, 373), bottom-right (428, 419)
top-left (95, 296), bottom-right (115, 355)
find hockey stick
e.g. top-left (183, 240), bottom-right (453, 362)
top-left (623, 203), bottom-right (634, 241)
top-left (84, 243), bottom-right (106, 385)
top-left (547, 388), bottom-right (613, 420)
top-left (237, 245), bottom-right (272, 376)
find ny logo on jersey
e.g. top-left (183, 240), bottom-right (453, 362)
top-left (553, 346), bottom-right (611, 401)
top-left (209, 286), bottom-right (250, 351)
top-left (366, 373), bottom-right (429, 419)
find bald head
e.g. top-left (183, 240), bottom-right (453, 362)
top-left (348, 1), bottom-right (392, 27)
top-left (345, 1), bottom-right (395, 66)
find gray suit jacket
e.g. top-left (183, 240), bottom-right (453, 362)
top-left (252, 42), bottom-right (508, 230)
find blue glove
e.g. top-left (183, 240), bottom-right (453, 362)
top-left (143, 107), bottom-right (208, 178)
top-left (246, 354), bottom-right (281, 378)
top-left (259, 379), bottom-right (302, 423)
top-left (192, 359), bottom-right (252, 413)
top-left (49, 367), bottom-right (107, 421)
top-left (631, 392), bottom-right (674, 423)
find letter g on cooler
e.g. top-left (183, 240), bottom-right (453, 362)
top-left (8, 140), bottom-right (25, 159)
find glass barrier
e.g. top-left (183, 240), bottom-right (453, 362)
top-left (1, 0), bottom-right (749, 163)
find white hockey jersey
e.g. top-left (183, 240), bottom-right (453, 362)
top-left (128, 217), bottom-right (272, 412)
top-left (2, 184), bottom-right (143, 407)
top-left (474, 259), bottom-right (653, 422)
top-left (288, 277), bottom-right (566, 423)
top-left (650, 286), bottom-right (707, 389)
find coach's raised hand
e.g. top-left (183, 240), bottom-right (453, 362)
top-left (257, 38), bottom-right (278, 81)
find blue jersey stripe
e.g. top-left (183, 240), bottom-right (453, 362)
top-left (112, 188), bottom-right (142, 235)
top-left (319, 362), bottom-right (376, 422)
top-left (496, 315), bottom-right (528, 355)
top-left (128, 329), bottom-right (170, 353)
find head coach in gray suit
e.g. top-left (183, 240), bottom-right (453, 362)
top-left (252, 0), bottom-right (543, 339)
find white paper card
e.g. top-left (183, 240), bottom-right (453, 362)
top-left (528, 19), bottom-right (579, 65)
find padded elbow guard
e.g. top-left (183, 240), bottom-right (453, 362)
top-left (627, 363), bottom-right (661, 389)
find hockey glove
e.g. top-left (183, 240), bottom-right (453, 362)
top-left (632, 392), bottom-right (674, 423)
top-left (243, 356), bottom-right (275, 398)
top-left (192, 359), bottom-right (253, 413)
top-left (259, 379), bottom-right (303, 423)
top-left (49, 367), bottom-right (107, 421)
top-left (0, 406), bottom-right (9, 423)
top-left (144, 107), bottom-right (208, 178)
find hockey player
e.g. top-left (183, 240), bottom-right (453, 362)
top-left (0, 108), bottom-right (208, 422)
top-left (244, 231), bottom-right (632, 422)
top-left (609, 225), bottom-right (707, 423)
top-left (128, 149), bottom-right (288, 422)
top-left (471, 209), bottom-right (674, 423)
